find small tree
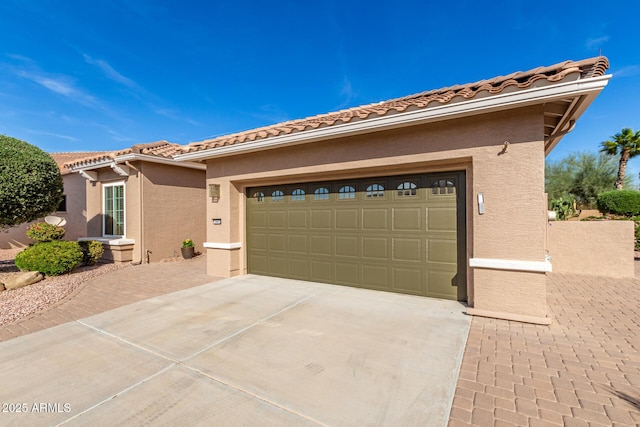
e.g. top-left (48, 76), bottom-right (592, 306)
top-left (0, 135), bottom-right (63, 229)
top-left (600, 127), bottom-right (640, 190)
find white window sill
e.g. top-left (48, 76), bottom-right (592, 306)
top-left (78, 237), bottom-right (135, 246)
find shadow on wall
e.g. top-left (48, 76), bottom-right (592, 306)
top-left (87, 213), bottom-right (103, 238)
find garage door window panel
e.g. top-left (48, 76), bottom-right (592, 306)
top-left (337, 184), bottom-right (357, 200)
top-left (313, 186), bottom-right (330, 201)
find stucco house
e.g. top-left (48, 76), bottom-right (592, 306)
top-left (0, 152), bottom-right (106, 249)
top-left (65, 141), bottom-right (206, 264)
top-left (174, 56), bottom-right (610, 325)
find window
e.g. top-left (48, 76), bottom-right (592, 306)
top-left (271, 190), bottom-right (284, 202)
top-left (338, 185), bottom-right (356, 199)
top-left (253, 192), bottom-right (265, 202)
top-left (103, 182), bottom-right (125, 237)
top-left (366, 184), bottom-right (384, 198)
top-left (314, 187), bottom-right (329, 200)
top-left (292, 189), bottom-right (305, 201)
top-left (56, 195), bottom-right (67, 212)
top-left (431, 180), bottom-right (455, 195)
top-left (397, 181), bottom-right (417, 196)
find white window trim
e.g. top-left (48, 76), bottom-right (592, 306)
top-left (102, 181), bottom-right (126, 238)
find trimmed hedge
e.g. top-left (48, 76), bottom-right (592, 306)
top-left (26, 222), bottom-right (65, 242)
top-left (79, 240), bottom-right (104, 265)
top-left (15, 241), bottom-right (83, 276)
top-left (597, 190), bottom-right (640, 216)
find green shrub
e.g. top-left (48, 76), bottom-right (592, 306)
top-left (79, 240), bottom-right (104, 265)
top-left (597, 190), bottom-right (640, 216)
top-left (15, 241), bottom-right (83, 276)
top-left (0, 135), bottom-right (63, 229)
top-left (26, 222), bottom-right (65, 242)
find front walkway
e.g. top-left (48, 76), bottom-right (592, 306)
top-left (449, 272), bottom-right (640, 426)
top-left (0, 256), bottom-right (217, 342)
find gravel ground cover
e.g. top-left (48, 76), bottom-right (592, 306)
top-left (0, 248), bottom-right (128, 326)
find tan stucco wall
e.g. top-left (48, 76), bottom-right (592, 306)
top-left (547, 220), bottom-right (634, 277)
top-left (204, 106), bottom-right (550, 321)
top-left (82, 162), bottom-right (205, 264)
top-left (139, 162), bottom-right (206, 262)
top-left (0, 174), bottom-right (87, 249)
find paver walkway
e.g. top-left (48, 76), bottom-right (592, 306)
top-left (0, 255), bottom-right (218, 342)
top-left (449, 272), bottom-right (640, 426)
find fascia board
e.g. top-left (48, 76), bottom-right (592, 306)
top-left (67, 159), bottom-right (113, 172)
top-left (175, 75), bottom-right (611, 162)
top-left (115, 153), bottom-right (206, 170)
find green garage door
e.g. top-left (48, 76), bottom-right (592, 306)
top-left (247, 172), bottom-right (466, 301)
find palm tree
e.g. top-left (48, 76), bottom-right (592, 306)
top-left (600, 128), bottom-right (640, 190)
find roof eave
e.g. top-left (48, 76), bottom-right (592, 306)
top-left (175, 74), bottom-right (611, 163)
top-left (115, 153), bottom-right (206, 170)
top-left (68, 153), bottom-right (206, 172)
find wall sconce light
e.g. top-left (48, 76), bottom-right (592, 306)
top-left (212, 218), bottom-right (222, 225)
top-left (209, 184), bottom-right (220, 203)
top-left (477, 192), bottom-right (485, 215)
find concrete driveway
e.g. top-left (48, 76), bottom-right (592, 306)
top-left (0, 275), bottom-right (470, 426)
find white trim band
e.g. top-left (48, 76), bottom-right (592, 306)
top-left (204, 242), bottom-right (242, 250)
top-left (78, 237), bottom-right (135, 246)
top-left (469, 258), bottom-right (552, 273)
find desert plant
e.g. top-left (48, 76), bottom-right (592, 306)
top-left (182, 238), bottom-right (194, 248)
top-left (597, 190), bottom-right (640, 216)
top-left (0, 135), bottom-right (63, 229)
top-left (15, 241), bottom-right (83, 276)
top-left (78, 240), bottom-right (104, 265)
top-left (549, 197), bottom-right (577, 220)
top-left (26, 222), bottom-right (65, 242)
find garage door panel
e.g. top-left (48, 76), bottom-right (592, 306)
top-left (289, 258), bottom-right (310, 279)
top-left (247, 171), bottom-right (465, 301)
top-left (268, 257), bottom-right (287, 276)
top-left (392, 207), bottom-right (422, 231)
top-left (268, 235), bottom-right (286, 252)
top-left (426, 207), bottom-right (457, 231)
top-left (288, 234), bottom-right (308, 255)
top-left (335, 262), bottom-right (359, 286)
top-left (425, 270), bottom-right (457, 299)
top-left (427, 239), bottom-right (457, 263)
top-left (311, 261), bottom-right (332, 282)
top-left (248, 254), bottom-right (268, 275)
top-left (268, 211), bottom-right (286, 228)
top-left (362, 208), bottom-right (388, 230)
top-left (362, 264), bottom-right (390, 289)
top-left (248, 233), bottom-right (267, 251)
top-left (336, 209), bottom-right (358, 230)
top-left (335, 236), bottom-right (358, 257)
top-left (310, 210), bottom-right (332, 229)
top-left (392, 237), bottom-right (423, 262)
top-left (392, 267), bottom-right (423, 294)
top-left (362, 237), bottom-right (389, 260)
top-left (288, 210), bottom-right (308, 229)
top-left (249, 211), bottom-right (267, 228)
top-left (310, 235), bottom-right (332, 256)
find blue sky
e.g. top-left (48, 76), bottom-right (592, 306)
top-left (1, 1), bottom-right (639, 174)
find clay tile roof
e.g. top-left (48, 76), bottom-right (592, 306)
top-left (184, 56), bottom-right (609, 154)
top-left (64, 140), bottom-right (182, 170)
top-left (50, 152), bottom-right (111, 175)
